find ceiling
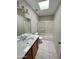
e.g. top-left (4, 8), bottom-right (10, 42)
top-left (25, 0), bottom-right (61, 16)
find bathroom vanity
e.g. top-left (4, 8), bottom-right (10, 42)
top-left (23, 38), bottom-right (38, 59)
top-left (17, 34), bottom-right (39, 59)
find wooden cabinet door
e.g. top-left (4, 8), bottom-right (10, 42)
top-left (23, 55), bottom-right (32, 59)
top-left (23, 49), bottom-right (33, 59)
top-left (32, 39), bottom-right (38, 59)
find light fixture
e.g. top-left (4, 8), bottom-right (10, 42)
top-left (38, 0), bottom-right (49, 10)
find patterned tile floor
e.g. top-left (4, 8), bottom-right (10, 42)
top-left (35, 34), bottom-right (58, 59)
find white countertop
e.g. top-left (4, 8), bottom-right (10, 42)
top-left (17, 34), bottom-right (39, 59)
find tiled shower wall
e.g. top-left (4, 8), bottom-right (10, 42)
top-left (38, 15), bottom-right (54, 35)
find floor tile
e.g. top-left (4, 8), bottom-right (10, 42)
top-left (35, 34), bottom-right (58, 59)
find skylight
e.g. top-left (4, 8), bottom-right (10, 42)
top-left (38, 0), bottom-right (49, 10)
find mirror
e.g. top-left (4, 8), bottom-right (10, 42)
top-left (17, 15), bottom-right (31, 36)
top-left (17, 0), bottom-right (31, 36)
top-left (23, 18), bottom-right (31, 33)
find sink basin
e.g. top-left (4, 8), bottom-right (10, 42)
top-left (26, 42), bottom-right (30, 44)
top-left (17, 35), bottom-right (35, 49)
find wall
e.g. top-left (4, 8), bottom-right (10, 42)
top-left (17, 0), bottom-right (39, 36)
top-left (53, 5), bottom-right (61, 59)
top-left (38, 15), bottom-right (54, 35)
